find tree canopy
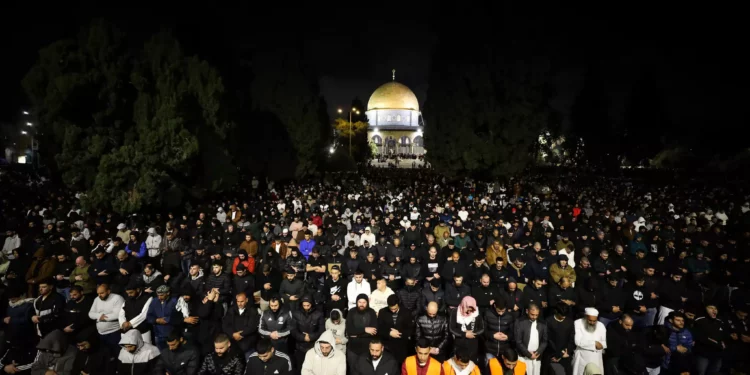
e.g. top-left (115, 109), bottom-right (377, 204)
top-left (23, 20), bottom-right (234, 213)
top-left (423, 21), bottom-right (555, 177)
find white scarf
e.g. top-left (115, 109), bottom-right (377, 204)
top-left (175, 296), bottom-right (190, 318)
top-left (456, 310), bottom-right (479, 330)
top-left (448, 358), bottom-right (475, 375)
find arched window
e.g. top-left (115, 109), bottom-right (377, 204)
top-left (400, 136), bottom-right (411, 145)
top-left (413, 136), bottom-right (423, 147)
top-left (371, 135), bottom-right (382, 145)
top-left (396, 114), bottom-right (402, 122)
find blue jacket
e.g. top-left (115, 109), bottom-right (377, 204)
top-left (663, 320), bottom-right (693, 369)
top-left (147, 296), bottom-right (178, 338)
top-left (298, 239), bottom-right (316, 259)
top-left (126, 241), bottom-right (147, 259)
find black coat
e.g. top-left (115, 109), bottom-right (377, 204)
top-left (377, 306), bottom-right (414, 363)
top-left (415, 314), bottom-right (449, 354)
top-left (222, 305), bottom-right (260, 353)
top-left (483, 308), bottom-right (515, 357)
top-left (159, 344), bottom-right (200, 375)
top-left (352, 351), bottom-right (400, 375)
top-left (291, 307), bottom-right (325, 352)
top-left (514, 318), bottom-right (548, 358)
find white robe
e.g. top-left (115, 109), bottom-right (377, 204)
top-left (572, 319), bottom-right (607, 375)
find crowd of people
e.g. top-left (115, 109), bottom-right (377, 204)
top-left (0, 166), bottom-right (748, 375)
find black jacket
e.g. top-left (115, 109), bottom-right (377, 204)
top-left (62, 295), bottom-right (95, 338)
top-left (419, 286), bottom-right (445, 313)
top-left (396, 286), bottom-right (421, 316)
top-left (159, 343), bottom-right (200, 375)
top-left (256, 270), bottom-right (282, 301)
top-left (444, 282), bottom-right (471, 308)
top-left (377, 306), bottom-right (414, 362)
top-left (291, 307), bottom-right (325, 352)
top-left (415, 314), bottom-right (449, 353)
top-left (693, 315), bottom-right (727, 359)
top-left (222, 305), bottom-right (260, 353)
top-left (198, 347), bottom-right (245, 375)
top-left (258, 306), bottom-right (293, 349)
top-left (520, 284), bottom-right (547, 311)
top-left (483, 308), bottom-right (515, 357)
top-left (597, 283), bottom-right (626, 320)
top-left (232, 274), bottom-right (255, 297)
top-left (33, 291), bottom-right (66, 337)
top-left (471, 284), bottom-right (500, 311)
top-left (514, 318), bottom-right (548, 358)
top-left (205, 272), bottom-right (232, 301)
top-left (352, 351), bottom-right (400, 375)
top-left (122, 292), bottom-right (153, 334)
top-left (244, 351), bottom-right (291, 375)
top-left (347, 305), bottom-right (379, 354)
top-left (605, 320), bottom-right (639, 359)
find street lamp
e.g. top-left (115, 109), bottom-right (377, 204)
top-left (21, 130), bottom-right (27, 135)
top-left (338, 107), bottom-right (360, 157)
top-left (26, 122), bottom-right (33, 126)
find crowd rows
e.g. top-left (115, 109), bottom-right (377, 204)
top-left (0, 167), bottom-right (748, 375)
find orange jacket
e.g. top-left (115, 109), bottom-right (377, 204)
top-left (232, 256), bottom-right (255, 274)
top-left (488, 357), bottom-right (526, 375)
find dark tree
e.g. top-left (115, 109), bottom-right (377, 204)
top-left (423, 19), bottom-right (555, 177)
top-left (250, 44), bottom-right (328, 178)
top-left (23, 21), bottom-right (234, 213)
top-left (569, 64), bottom-right (620, 167)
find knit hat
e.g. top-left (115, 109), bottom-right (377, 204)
top-left (430, 279), bottom-right (441, 288)
top-left (356, 293), bottom-right (369, 303)
top-left (156, 285), bottom-right (170, 295)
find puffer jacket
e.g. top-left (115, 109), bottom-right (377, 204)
top-left (300, 330), bottom-right (346, 375)
top-left (116, 330), bottom-right (163, 375)
top-left (483, 307), bottom-right (515, 357)
top-left (5, 297), bottom-right (36, 339)
top-left (291, 305), bottom-right (325, 352)
top-left (397, 286), bottom-right (421, 316)
top-left (415, 314), bottom-right (449, 354)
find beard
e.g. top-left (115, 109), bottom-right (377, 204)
top-left (586, 322), bottom-right (597, 333)
top-left (371, 353), bottom-right (382, 361)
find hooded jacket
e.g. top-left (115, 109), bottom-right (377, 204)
top-left (325, 309), bottom-right (348, 353)
top-left (116, 330), bottom-right (162, 375)
top-left (71, 326), bottom-right (112, 375)
top-left (30, 330), bottom-right (77, 375)
top-left (301, 330), bottom-right (346, 375)
top-left (292, 298), bottom-right (325, 352)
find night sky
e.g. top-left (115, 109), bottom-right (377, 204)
top-left (2, 5), bottom-right (748, 135)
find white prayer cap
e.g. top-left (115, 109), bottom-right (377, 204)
top-left (584, 308), bottom-right (599, 317)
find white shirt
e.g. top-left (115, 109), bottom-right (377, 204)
top-left (372, 357), bottom-right (382, 370)
top-left (527, 320), bottom-right (539, 353)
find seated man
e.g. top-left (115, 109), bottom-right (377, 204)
top-left (117, 330), bottom-right (163, 375)
top-left (246, 338), bottom-right (292, 375)
top-left (198, 333), bottom-right (246, 375)
top-left (442, 347), bottom-right (481, 375)
top-left (301, 330), bottom-right (346, 375)
top-left (488, 348), bottom-right (527, 375)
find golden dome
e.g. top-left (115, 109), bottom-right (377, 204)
top-left (367, 81), bottom-right (420, 111)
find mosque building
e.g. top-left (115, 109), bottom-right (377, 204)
top-left (366, 70), bottom-right (424, 155)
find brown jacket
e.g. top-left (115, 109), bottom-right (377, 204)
top-left (229, 205), bottom-right (242, 223)
top-left (271, 240), bottom-right (290, 259)
top-left (25, 248), bottom-right (57, 295)
top-left (486, 244), bottom-right (507, 266)
top-left (240, 239), bottom-right (259, 258)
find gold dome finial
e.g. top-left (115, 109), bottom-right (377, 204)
top-left (392, 69), bottom-right (395, 81)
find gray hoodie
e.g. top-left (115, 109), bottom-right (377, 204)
top-left (324, 309), bottom-right (347, 353)
top-left (301, 330), bottom-right (346, 375)
top-left (31, 330), bottom-right (76, 375)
